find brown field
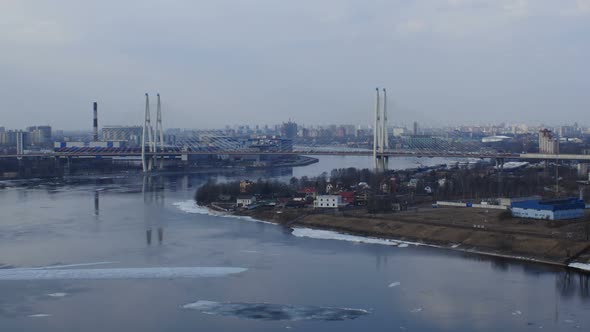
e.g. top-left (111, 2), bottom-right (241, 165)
top-left (236, 206), bottom-right (590, 266)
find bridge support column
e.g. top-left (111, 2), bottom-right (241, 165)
top-left (64, 157), bottom-right (71, 176)
top-left (373, 87), bottom-right (389, 172)
top-left (496, 158), bottom-right (504, 198)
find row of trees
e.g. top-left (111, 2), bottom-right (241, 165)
top-left (195, 179), bottom-right (294, 204)
top-left (196, 162), bottom-right (582, 206)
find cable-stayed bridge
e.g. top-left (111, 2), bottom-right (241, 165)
top-left (3, 91), bottom-right (590, 171)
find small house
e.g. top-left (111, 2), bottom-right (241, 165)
top-left (236, 195), bottom-right (257, 207)
top-left (340, 191), bottom-right (355, 205)
top-left (314, 195), bottom-right (342, 208)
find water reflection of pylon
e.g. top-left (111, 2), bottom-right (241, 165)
top-left (142, 175), bottom-right (165, 205)
top-left (145, 227), bottom-right (164, 246)
top-left (94, 190), bottom-right (99, 217)
top-left (143, 175), bottom-right (166, 246)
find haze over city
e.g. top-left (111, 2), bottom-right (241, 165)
top-left (2, 0), bottom-right (590, 130)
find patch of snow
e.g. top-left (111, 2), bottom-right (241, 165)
top-left (173, 200), bottom-right (276, 225)
top-left (240, 250), bottom-right (260, 254)
top-left (28, 314), bottom-right (51, 318)
top-left (47, 292), bottom-right (68, 298)
top-left (0, 267), bottom-right (247, 280)
top-left (512, 310), bottom-right (522, 316)
top-left (33, 262), bottom-right (117, 270)
top-left (173, 200), bottom-right (216, 215)
top-left (398, 244), bottom-right (409, 248)
top-left (568, 262), bottom-right (590, 272)
top-left (291, 228), bottom-right (400, 246)
top-left (388, 282), bottom-right (401, 288)
top-left (410, 308), bottom-right (423, 313)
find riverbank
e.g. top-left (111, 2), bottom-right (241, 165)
top-left (225, 206), bottom-right (590, 272)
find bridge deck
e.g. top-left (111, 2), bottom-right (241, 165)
top-left (1, 151), bottom-right (589, 161)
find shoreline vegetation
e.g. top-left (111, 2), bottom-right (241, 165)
top-left (0, 155), bottom-right (319, 180)
top-left (196, 166), bottom-right (590, 273)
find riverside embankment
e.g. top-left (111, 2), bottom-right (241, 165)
top-left (229, 206), bottom-right (590, 271)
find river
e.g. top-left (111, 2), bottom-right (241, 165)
top-left (0, 156), bottom-right (588, 331)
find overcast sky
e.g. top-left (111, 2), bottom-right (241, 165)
top-left (1, 0), bottom-right (590, 130)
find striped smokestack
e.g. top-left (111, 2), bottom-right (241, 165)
top-left (93, 102), bottom-right (98, 141)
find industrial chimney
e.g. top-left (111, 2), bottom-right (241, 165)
top-left (93, 102), bottom-right (98, 141)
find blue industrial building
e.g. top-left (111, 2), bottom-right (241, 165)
top-left (511, 198), bottom-right (585, 220)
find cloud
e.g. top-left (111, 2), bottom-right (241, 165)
top-left (0, 0), bottom-right (589, 129)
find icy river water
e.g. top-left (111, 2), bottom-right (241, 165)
top-left (0, 156), bottom-right (589, 331)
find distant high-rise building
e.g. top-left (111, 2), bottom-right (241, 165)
top-left (559, 125), bottom-right (577, 138)
top-left (27, 125), bottom-right (52, 146)
top-left (413, 121), bottom-right (419, 136)
top-left (102, 126), bottom-right (143, 146)
top-left (16, 130), bottom-right (25, 154)
top-left (282, 121), bottom-right (298, 139)
top-left (539, 129), bottom-right (559, 154)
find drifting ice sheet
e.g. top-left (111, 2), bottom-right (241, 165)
top-left (292, 228), bottom-right (401, 246)
top-left (568, 263), bottom-right (590, 272)
top-left (388, 282), bottom-right (401, 288)
top-left (173, 201), bottom-right (276, 225)
top-left (173, 200), bottom-right (213, 215)
top-left (182, 300), bottom-right (369, 321)
top-left (0, 267), bottom-right (247, 280)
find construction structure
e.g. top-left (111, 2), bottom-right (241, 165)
top-left (373, 88), bottom-right (389, 171)
top-left (141, 93), bottom-right (165, 172)
top-left (539, 129), bottom-right (559, 154)
top-left (93, 102), bottom-right (98, 141)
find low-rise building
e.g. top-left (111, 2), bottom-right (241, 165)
top-left (314, 195), bottom-right (342, 208)
top-left (499, 196), bottom-right (542, 207)
top-left (340, 191), bottom-right (355, 205)
top-left (236, 196), bottom-right (256, 207)
top-left (511, 198), bottom-right (585, 220)
top-left (298, 187), bottom-right (318, 199)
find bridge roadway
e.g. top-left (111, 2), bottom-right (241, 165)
top-left (2, 150), bottom-right (590, 161)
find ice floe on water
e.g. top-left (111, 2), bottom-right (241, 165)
top-left (410, 308), bottom-right (423, 313)
top-left (173, 200), bottom-right (213, 215)
top-left (33, 261), bottom-right (117, 269)
top-left (388, 282), bottom-right (401, 288)
top-left (173, 200), bottom-right (276, 225)
top-left (47, 292), bottom-right (68, 298)
top-left (240, 250), bottom-right (260, 254)
top-left (0, 267), bottom-right (246, 280)
top-left (28, 314), bottom-right (51, 318)
top-left (512, 310), bottom-right (522, 316)
top-left (569, 262), bottom-right (590, 272)
top-left (182, 300), bottom-right (369, 321)
top-left (291, 228), bottom-right (418, 247)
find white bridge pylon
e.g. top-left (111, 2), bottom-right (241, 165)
top-left (373, 88), bottom-right (389, 171)
top-left (141, 93), bottom-right (165, 172)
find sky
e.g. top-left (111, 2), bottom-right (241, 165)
top-left (1, 0), bottom-right (590, 130)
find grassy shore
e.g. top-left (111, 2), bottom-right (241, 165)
top-left (232, 206), bottom-right (590, 269)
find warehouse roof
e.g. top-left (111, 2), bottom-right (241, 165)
top-left (511, 198), bottom-right (585, 212)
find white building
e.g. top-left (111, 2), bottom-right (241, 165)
top-left (314, 195), bottom-right (342, 208)
top-left (539, 129), bottom-right (559, 154)
top-left (236, 196), bottom-right (256, 207)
